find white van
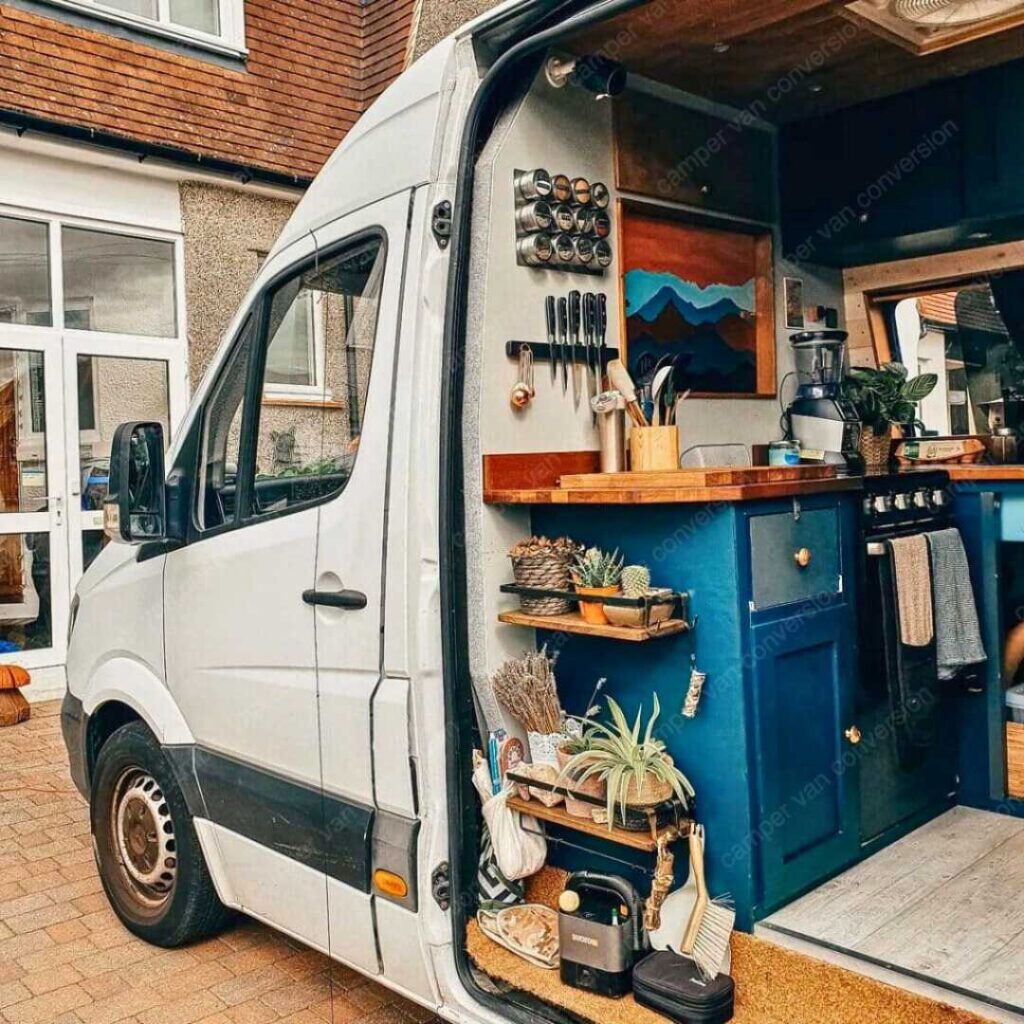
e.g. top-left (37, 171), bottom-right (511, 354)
top-left (59, 0), bottom-right (1024, 1021)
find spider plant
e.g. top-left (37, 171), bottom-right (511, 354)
top-left (560, 695), bottom-right (694, 829)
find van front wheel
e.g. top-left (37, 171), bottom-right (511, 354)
top-left (91, 721), bottom-right (233, 946)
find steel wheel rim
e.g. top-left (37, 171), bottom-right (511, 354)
top-left (110, 767), bottom-right (177, 908)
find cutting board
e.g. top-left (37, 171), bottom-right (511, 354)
top-left (557, 465), bottom-right (838, 490)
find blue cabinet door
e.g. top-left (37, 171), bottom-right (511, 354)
top-left (751, 604), bottom-right (860, 913)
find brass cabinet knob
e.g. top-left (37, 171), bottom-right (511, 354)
top-left (845, 725), bottom-right (862, 745)
top-left (794, 547), bottom-right (812, 568)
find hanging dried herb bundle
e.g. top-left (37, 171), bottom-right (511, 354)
top-left (491, 646), bottom-right (564, 735)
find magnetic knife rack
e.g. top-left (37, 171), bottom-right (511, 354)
top-left (505, 339), bottom-right (619, 366)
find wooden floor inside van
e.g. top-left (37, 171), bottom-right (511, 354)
top-left (759, 806), bottom-right (1024, 1023)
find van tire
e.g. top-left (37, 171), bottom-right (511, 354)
top-left (90, 721), bottom-right (233, 946)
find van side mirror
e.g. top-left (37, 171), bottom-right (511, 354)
top-left (104, 421), bottom-right (166, 543)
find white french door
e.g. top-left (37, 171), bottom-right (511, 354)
top-left (0, 326), bottom-right (71, 673)
top-left (62, 333), bottom-right (187, 586)
top-left (0, 203), bottom-right (188, 688)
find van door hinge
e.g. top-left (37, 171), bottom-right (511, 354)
top-left (431, 201), bottom-right (452, 249)
top-left (431, 861), bottom-right (451, 910)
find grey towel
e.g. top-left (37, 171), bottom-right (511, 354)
top-left (927, 528), bottom-right (986, 680)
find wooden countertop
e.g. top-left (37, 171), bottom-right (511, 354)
top-left (483, 452), bottom-right (862, 505)
top-left (941, 465), bottom-right (1024, 481)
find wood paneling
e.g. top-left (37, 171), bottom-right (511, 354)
top-left (572, 0), bottom-right (1024, 125)
top-left (613, 91), bottom-right (774, 220)
top-left (1008, 722), bottom-right (1024, 799)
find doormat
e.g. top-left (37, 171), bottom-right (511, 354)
top-left (464, 868), bottom-right (992, 1024)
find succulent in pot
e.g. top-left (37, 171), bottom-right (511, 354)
top-left (571, 546), bottom-right (624, 625)
top-left (561, 695), bottom-right (694, 830)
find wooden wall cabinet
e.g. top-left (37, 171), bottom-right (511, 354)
top-left (615, 91), bottom-right (775, 224)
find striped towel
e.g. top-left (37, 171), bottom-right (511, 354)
top-left (888, 534), bottom-right (934, 647)
top-left (928, 528), bottom-right (987, 681)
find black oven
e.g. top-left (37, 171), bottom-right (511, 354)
top-left (856, 471), bottom-right (958, 847)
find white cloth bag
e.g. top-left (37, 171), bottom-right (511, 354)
top-left (482, 788), bottom-right (547, 881)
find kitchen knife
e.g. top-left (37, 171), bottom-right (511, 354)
top-left (569, 290), bottom-right (582, 410)
top-left (557, 297), bottom-right (569, 394)
top-left (544, 295), bottom-right (557, 385)
top-left (596, 292), bottom-right (608, 380)
top-left (583, 293), bottom-right (598, 419)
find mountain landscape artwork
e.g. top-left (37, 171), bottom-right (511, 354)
top-left (622, 207), bottom-right (775, 397)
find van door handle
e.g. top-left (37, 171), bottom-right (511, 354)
top-left (302, 589), bottom-right (367, 609)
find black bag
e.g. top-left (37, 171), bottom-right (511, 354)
top-left (632, 951), bottom-right (734, 1024)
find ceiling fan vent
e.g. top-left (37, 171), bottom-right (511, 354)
top-left (891, 0), bottom-right (1024, 25)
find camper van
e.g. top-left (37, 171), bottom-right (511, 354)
top-left (60, 1), bottom-right (1024, 1021)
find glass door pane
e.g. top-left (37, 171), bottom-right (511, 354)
top-left (69, 353), bottom-right (171, 577)
top-left (0, 330), bottom-right (68, 668)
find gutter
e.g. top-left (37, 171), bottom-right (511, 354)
top-left (0, 108), bottom-right (314, 190)
top-left (436, 0), bottom-right (652, 1020)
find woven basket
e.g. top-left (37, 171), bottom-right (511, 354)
top-left (510, 553), bottom-right (573, 615)
top-left (859, 430), bottom-right (892, 471)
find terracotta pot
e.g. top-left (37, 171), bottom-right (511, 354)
top-left (555, 746), bottom-right (606, 818)
top-left (575, 585), bottom-right (620, 625)
top-left (859, 430), bottom-right (892, 471)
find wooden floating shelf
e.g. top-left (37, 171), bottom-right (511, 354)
top-left (507, 795), bottom-right (687, 852)
top-left (498, 610), bottom-right (688, 641)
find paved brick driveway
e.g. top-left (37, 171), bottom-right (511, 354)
top-left (0, 703), bottom-right (441, 1024)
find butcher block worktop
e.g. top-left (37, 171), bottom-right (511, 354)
top-left (483, 452), bottom-right (861, 505)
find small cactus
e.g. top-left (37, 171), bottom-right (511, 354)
top-left (621, 564), bottom-right (651, 598)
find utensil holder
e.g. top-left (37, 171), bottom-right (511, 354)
top-left (630, 426), bottom-right (679, 472)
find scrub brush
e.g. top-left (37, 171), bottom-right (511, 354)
top-left (680, 825), bottom-right (735, 980)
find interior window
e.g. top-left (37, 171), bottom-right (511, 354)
top-left (196, 317), bottom-right (253, 531)
top-left (885, 271), bottom-right (1024, 437)
top-left (250, 236), bottom-right (385, 516)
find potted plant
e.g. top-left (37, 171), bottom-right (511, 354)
top-left (840, 362), bottom-right (937, 470)
top-left (571, 547), bottom-right (624, 625)
top-left (554, 680), bottom-right (608, 818)
top-left (561, 695), bottom-right (695, 831)
top-left (554, 732), bottom-right (607, 818)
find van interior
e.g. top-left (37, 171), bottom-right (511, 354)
top-left (450, 3), bottom-right (1024, 1023)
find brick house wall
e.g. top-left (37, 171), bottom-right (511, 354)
top-left (0, 0), bottom-right (416, 182)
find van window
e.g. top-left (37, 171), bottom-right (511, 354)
top-left (249, 236), bottom-right (385, 515)
top-left (196, 316), bottom-right (254, 531)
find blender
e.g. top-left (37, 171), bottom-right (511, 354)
top-left (785, 329), bottom-right (863, 469)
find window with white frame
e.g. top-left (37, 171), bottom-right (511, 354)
top-left (262, 286), bottom-right (330, 400)
top-left (41, 0), bottom-right (245, 54)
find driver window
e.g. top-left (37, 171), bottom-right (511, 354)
top-left (249, 236), bottom-right (385, 515)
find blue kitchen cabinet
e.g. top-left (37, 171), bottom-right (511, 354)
top-left (748, 603), bottom-right (860, 913)
top-left (530, 492), bottom-right (860, 926)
